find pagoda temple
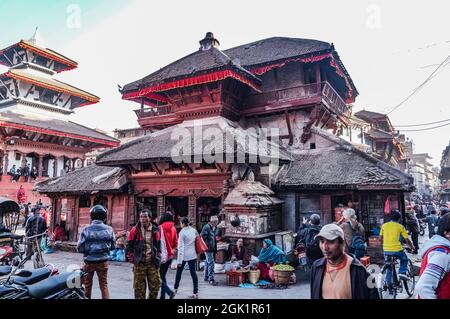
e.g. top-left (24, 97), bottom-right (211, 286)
top-left (36, 33), bottom-right (413, 254)
top-left (0, 29), bottom-right (119, 204)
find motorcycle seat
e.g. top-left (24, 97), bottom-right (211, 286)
top-left (13, 268), bottom-right (52, 285)
top-left (0, 265), bottom-right (12, 276)
top-left (9, 234), bottom-right (23, 240)
top-left (0, 233), bottom-right (13, 240)
top-left (27, 272), bottom-right (80, 299)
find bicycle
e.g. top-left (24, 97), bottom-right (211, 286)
top-left (24, 233), bottom-right (47, 269)
top-left (377, 254), bottom-right (416, 299)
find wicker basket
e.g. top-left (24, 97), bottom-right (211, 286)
top-left (226, 271), bottom-right (246, 286)
top-left (273, 270), bottom-right (293, 285)
top-left (248, 269), bottom-right (260, 284)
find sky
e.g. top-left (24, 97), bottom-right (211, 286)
top-left (0, 0), bottom-right (449, 167)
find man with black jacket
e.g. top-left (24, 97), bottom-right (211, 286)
top-left (201, 215), bottom-right (219, 285)
top-left (310, 223), bottom-right (379, 299)
top-left (127, 209), bottom-right (162, 299)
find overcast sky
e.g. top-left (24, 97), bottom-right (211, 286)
top-left (1, 0), bottom-right (449, 167)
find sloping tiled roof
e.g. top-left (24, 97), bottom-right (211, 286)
top-left (223, 37), bottom-right (331, 68)
top-left (276, 145), bottom-right (414, 191)
top-left (223, 180), bottom-right (283, 207)
top-left (0, 40), bottom-right (77, 72)
top-left (34, 164), bottom-right (128, 194)
top-left (274, 126), bottom-right (413, 190)
top-left (366, 128), bottom-right (394, 140)
top-left (354, 110), bottom-right (387, 122)
top-left (0, 111), bottom-right (119, 146)
top-left (122, 36), bottom-right (358, 98)
top-left (123, 47), bottom-right (261, 92)
top-left (3, 69), bottom-right (99, 104)
top-left (96, 116), bottom-right (291, 165)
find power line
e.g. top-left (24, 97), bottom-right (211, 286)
top-left (398, 121), bottom-right (450, 132)
top-left (395, 118), bottom-right (450, 127)
top-left (385, 53), bottom-right (450, 115)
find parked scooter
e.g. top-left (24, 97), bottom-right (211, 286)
top-left (0, 270), bottom-right (86, 299)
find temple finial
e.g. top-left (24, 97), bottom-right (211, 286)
top-left (29, 27), bottom-right (45, 47)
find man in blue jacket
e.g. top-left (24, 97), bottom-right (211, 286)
top-left (77, 205), bottom-right (115, 299)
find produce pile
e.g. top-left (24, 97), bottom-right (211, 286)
top-left (273, 264), bottom-right (294, 271)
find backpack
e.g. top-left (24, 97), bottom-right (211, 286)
top-left (305, 227), bottom-right (323, 261)
top-left (348, 223), bottom-right (367, 259)
top-left (419, 245), bottom-right (450, 299)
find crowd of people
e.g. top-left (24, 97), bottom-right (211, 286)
top-left (8, 163), bottom-right (38, 183)
top-left (72, 197), bottom-right (450, 300)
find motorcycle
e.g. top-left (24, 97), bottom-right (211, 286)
top-left (0, 197), bottom-right (22, 266)
top-left (0, 270), bottom-right (86, 299)
top-left (0, 256), bottom-right (58, 285)
top-left (0, 233), bottom-right (24, 266)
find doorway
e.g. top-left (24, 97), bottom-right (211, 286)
top-left (165, 196), bottom-right (189, 228)
top-left (196, 197), bottom-right (221, 230)
top-left (136, 196), bottom-right (157, 215)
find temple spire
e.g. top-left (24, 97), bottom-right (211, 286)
top-left (28, 26), bottom-right (45, 47)
top-left (199, 32), bottom-right (220, 51)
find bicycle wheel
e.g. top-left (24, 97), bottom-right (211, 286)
top-left (403, 259), bottom-right (416, 297)
top-left (377, 271), bottom-right (397, 299)
top-left (420, 227), bottom-right (425, 237)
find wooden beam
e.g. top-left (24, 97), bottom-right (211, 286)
top-left (183, 163), bottom-right (193, 173)
top-left (204, 84), bottom-right (215, 103)
top-left (285, 111), bottom-right (294, 145)
top-left (38, 88), bottom-right (48, 102)
top-left (12, 79), bottom-right (20, 97)
top-left (53, 92), bottom-right (63, 105)
top-left (24, 84), bottom-right (35, 98)
top-left (315, 108), bottom-right (327, 126)
top-left (175, 89), bottom-right (185, 106)
top-left (150, 162), bottom-right (162, 175)
top-left (47, 59), bottom-right (55, 69)
top-left (12, 49), bottom-right (24, 63)
top-left (62, 96), bottom-right (72, 108)
top-left (242, 166), bottom-right (252, 180)
top-left (0, 79), bottom-right (15, 98)
top-left (31, 53), bottom-right (38, 63)
top-left (214, 163), bottom-right (224, 173)
top-left (1, 53), bottom-right (14, 66)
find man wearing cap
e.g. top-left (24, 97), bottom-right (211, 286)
top-left (310, 223), bottom-right (379, 299)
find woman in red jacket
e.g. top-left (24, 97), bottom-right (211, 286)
top-left (159, 212), bottom-right (178, 299)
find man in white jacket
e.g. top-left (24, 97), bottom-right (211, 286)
top-left (416, 213), bottom-right (450, 299)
